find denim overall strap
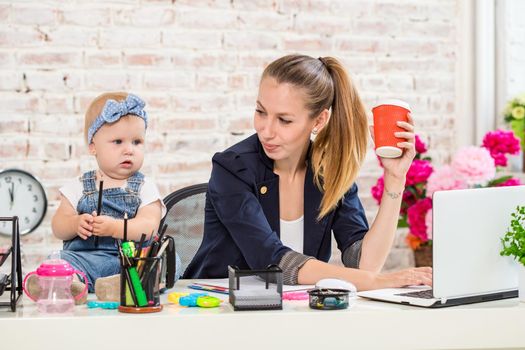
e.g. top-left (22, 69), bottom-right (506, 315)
top-left (80, 170), bottom-right (98, 196)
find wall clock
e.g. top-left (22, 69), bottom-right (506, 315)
top-left (0, 169), bottom-right (47, 235)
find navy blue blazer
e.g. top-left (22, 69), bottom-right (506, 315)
top-left (183, 134), bottom-right (369, 279)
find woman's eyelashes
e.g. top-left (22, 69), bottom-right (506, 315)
top-left (255, 109), bottom-right (291, 124)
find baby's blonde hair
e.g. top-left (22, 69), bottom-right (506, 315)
top-left (84, 92), bottom-right (129, 144)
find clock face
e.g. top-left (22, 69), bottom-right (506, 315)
top-left (0, 169), bottom-right (47, 235)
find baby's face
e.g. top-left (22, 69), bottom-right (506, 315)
top-left (89, 115), bottom-right (146, 180)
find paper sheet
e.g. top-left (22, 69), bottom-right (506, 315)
top-left (195, 277), bottom-right (314, 292)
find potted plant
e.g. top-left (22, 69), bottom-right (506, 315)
top-left (500, 205), bottom-right (525, 302)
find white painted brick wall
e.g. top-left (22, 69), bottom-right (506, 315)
top-left (0, 0), bottom-right (462, 272)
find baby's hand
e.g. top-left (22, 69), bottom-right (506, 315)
top-left (91, 211), bottom-right (117, 238)
top-left (77, 213), bottom-right (94, 240)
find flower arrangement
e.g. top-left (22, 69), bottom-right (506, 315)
top-left (504, 93), bottom-right (525, 147)
top-left (371, 130), bottom-right (522, 252)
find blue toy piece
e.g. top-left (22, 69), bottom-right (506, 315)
top-left (178, 293), bottom-right (208, 307)
top-left (87, 301), bottom-right (120, 309)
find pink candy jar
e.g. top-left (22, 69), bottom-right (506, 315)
top-left (23, 253), bottom-right (87, 313)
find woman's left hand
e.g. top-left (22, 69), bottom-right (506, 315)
top-left (371, 113), bottom-right (416, 180)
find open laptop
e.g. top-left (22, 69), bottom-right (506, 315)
top-left (357, 185), bottom-right (524, 308)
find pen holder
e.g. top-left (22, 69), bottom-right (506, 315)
top-left (118, 256), bottom-right (163, 314)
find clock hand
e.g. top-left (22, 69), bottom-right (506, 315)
top-left (9, 182), bottom-right (14, 201)
top-left (8, 183), bottom-right (14, 210)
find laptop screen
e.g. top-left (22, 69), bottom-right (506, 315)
top-left (432, 186), bottom-right (524, 298)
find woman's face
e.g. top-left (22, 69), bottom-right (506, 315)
top-left (254, 77), bottom-right (319, 162)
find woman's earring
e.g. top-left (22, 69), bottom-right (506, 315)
top-left (312, 128), bottom-right (318, 135)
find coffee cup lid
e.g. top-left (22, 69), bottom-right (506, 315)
top-left (373, 99), bottom-right (411, 112)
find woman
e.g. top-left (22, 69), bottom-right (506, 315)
top-left (184, 54), bottom-right (432, 291)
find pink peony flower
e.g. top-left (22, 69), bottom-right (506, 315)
top-left (491, 153), bottom-right (509, 167)
top-left (496, 177), bottom-right (522, 187)
top-left (371, 176), bottom-right (384, 204)
top-left (415, 134), bottom-right (428, 154)
top-left (425, 209), bottom-right (433, 240)
top-left (451, 146), bottom-right (496, 186)
top-left (426, 165), bottom-right (468, 198)
top-left (482, 130), bottom-right (520, 167)
top-left (407, 198), bottom-right (432, 242)
top-left (406, 159), bottom-right (433, 186)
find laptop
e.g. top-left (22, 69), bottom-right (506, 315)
top-left (357, 185), bottom-right (524, 308)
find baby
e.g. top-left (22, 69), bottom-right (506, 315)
top-left (50, 92), bottom-right (179, 301)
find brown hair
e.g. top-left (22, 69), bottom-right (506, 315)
top-left (262, 55), bottom-right (368, 218)
top-left (84, 92), bottom-right (129, 144)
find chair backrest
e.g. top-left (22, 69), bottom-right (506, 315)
top-left (160, 183), bottom-right (207, 278)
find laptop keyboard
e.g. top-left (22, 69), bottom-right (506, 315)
top-left (395, 289), bottom-right (434, 299)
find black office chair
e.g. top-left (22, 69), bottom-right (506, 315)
top-left (160, 183), bottom-right (208, 278)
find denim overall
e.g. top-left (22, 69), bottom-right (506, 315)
top-left (61, 170), bottom-right (144, 292)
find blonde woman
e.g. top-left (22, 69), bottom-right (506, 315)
top-left (184, 54), bottom-right (432, 290)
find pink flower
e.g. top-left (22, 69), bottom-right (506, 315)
top-left (406, 159), bottom-right (433, 186)
top-left (407, 198), bottom-right (432, 242)
top-left (482, 130), bottom-right (520, 167)
top-left (426, 165), bottom-right (468, 198)
top-left (491, 153), bottom-right (509, 167)
top-left (415, 134), bottom-right (428, 154)
top-left (496, 177), bottom-right (522, 187)
top-left (425, 209), bottom-right (433, 240)
top-left (451, 146), bottom-right (496, 186)
top-left (482, 130), bottom-right (520, 154)
top-left (371, 176), bottom-right (384, 204)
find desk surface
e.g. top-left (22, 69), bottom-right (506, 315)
top-left (1, 279), bottom-right (524, 350)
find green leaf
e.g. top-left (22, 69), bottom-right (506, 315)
top-left (398, 216), bottom-right (408, 228)
top-left (487, 176), bottom-right (513, 187)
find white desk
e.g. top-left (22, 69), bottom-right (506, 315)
top-left (1, 279), bottom-right (524, 350)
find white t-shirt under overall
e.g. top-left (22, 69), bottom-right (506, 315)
top-left (280, 216), bottom-right (304, 253)
top-left (59, 176), bottom-right (167, 218)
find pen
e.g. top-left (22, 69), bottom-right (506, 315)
top-left (154, 239), bottom-right (170, 258)
top-left (187, 284), bottom-right (229, 295)
top-left (135, 233), bottom-right (146, 259)
top-left (193, 282), bottom-right (229, 291)
top-left (157, 223), bottom-right (168, 243)
top-left (94, 180), bottom-right (104, 247)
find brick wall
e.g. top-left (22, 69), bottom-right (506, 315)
top-left (0, 0), bottom-right (461, 271)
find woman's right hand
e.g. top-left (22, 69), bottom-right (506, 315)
top-left (372, 267), bottom-right (432, 290)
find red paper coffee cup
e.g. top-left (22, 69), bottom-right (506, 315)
top-left (372, 99), bottom-right (411, 158)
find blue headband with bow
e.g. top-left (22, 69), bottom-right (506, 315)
top-left (87, 94), bottom-right (148, 144)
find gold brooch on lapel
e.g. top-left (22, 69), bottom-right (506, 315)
top-left (260, 186), bottom-right (268, 195)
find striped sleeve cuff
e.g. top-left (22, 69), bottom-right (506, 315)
top-left (278, 250), bottom-right (315, 285)
top-left (341, 239), bottom-right (362, 268)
